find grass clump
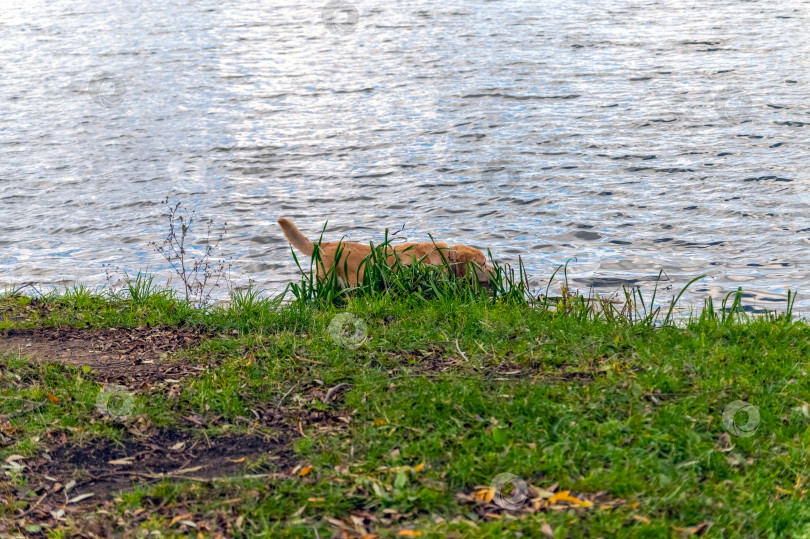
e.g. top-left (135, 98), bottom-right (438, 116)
top-left (287, 227), bottom-right (530, 306)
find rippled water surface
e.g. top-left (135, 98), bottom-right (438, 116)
top-left (2, 0), bottom-right (810, 309)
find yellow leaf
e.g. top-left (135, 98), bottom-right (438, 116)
top-left (374, 419), bottom-right (387, 426)
top-left (413, 461), bottom-right (425, 473)
top-left (307, 497), bottom-right (325, 503)
top-left (547, 490), bottom-right (571, 504)
top-left (246, 361), bottom-right (252, 367)
top-left (474, 487), bottom-right (495, 503)
top-left (227, 456), bottom-right (247, 463)
top-left (46, 394), bottom-right (60, 404)
top-left (632, 514), bottom-right (651, 524)
top-left (547, 491), bottom-right (592, 507)
top-left (298, 465), bottom-right (313, 477)
top-left (398, 531), bottom-right (421, 537)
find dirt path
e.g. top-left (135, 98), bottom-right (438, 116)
top-left (0, 326), bottom-right (205, 385)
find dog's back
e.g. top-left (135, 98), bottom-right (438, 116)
top-left (278, 218), bottom-right (490, 286)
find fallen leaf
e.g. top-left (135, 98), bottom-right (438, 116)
top-left (324, 517), bottom-right (351, 530)
top-left (67, 493), bottom-right (95, 504)
top-left (374, 419), bottom-right (387, 426)
top-left (532, 488), bottom-right (555, 499)
top-left (46, 394), bottom-right (60, 404)
top-left (4, 454), bottom-right (25, 463)
top-left (398, 531), bottom-right (421, 537)
top-left (227, 456), bottom-right (247, 463)
top-left (170, 441), bottom-right (185, 451)
top-left (298, 465), bottom-right (313, 477)
top-left (541, 523), bottom-right (554, 538)
top-left (691, 521), bottom-right (711, 535)
top-left (170, 513), bottom-right (193, 526)
top-left (291, 505), bottom-right (308, 519)
top-left (633, 514), bottom-right (651, 524)
top-left (547, 490), bottom-right (592, 507)
top-left (108, 458), bottom-right (135, 466)
top-left (474, 487), bottom-right (495, 503)
top-left (173, 466), bottom-right (204, 474)
top-left (413, 461), bottom-right (425, 473)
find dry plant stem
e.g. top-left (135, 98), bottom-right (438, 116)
top-left (148, 198), bottom-right (231, 307)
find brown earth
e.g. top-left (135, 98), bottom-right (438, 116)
top-left (0, 326), bottom-right (206, 386)
top-left (28, 428), bottom-right (294, 500)
top-left (6, 426), bottom-right (297, 537)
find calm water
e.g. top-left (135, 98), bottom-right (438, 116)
top-left (2, 0), bottom-right (809, 310)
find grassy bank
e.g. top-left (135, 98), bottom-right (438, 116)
top-left (1, 269), bottom-right (809, 537)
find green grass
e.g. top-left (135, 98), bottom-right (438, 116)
top-left (1, 258), bottom-right (809, 537)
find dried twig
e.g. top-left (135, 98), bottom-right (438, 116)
top-left (324, 383), bottom-right (351, 403)
top-left (455, 339), bottom-right (469, 361)
top-left (148, 198), bottom-right (232, 307)
top-left (277, 383), bottom-right (298, 409)
top-left (16, 491), bottom-right (50, 518)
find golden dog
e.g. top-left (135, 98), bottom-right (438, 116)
top-left (278, 218), bottom-right (493, 287)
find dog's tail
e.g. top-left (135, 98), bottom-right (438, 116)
top-left (278, 218), bottom-right (315, 256)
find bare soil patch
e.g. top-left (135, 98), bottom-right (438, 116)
top-left (7, 428), bottom-right (297, 534)
top-left (0, 326), bottom-right (205, 385)
top-left (34, 428), bottom-right (294, 499)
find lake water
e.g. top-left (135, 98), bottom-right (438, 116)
top-left (2, 0), bottom-right (809, 311)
